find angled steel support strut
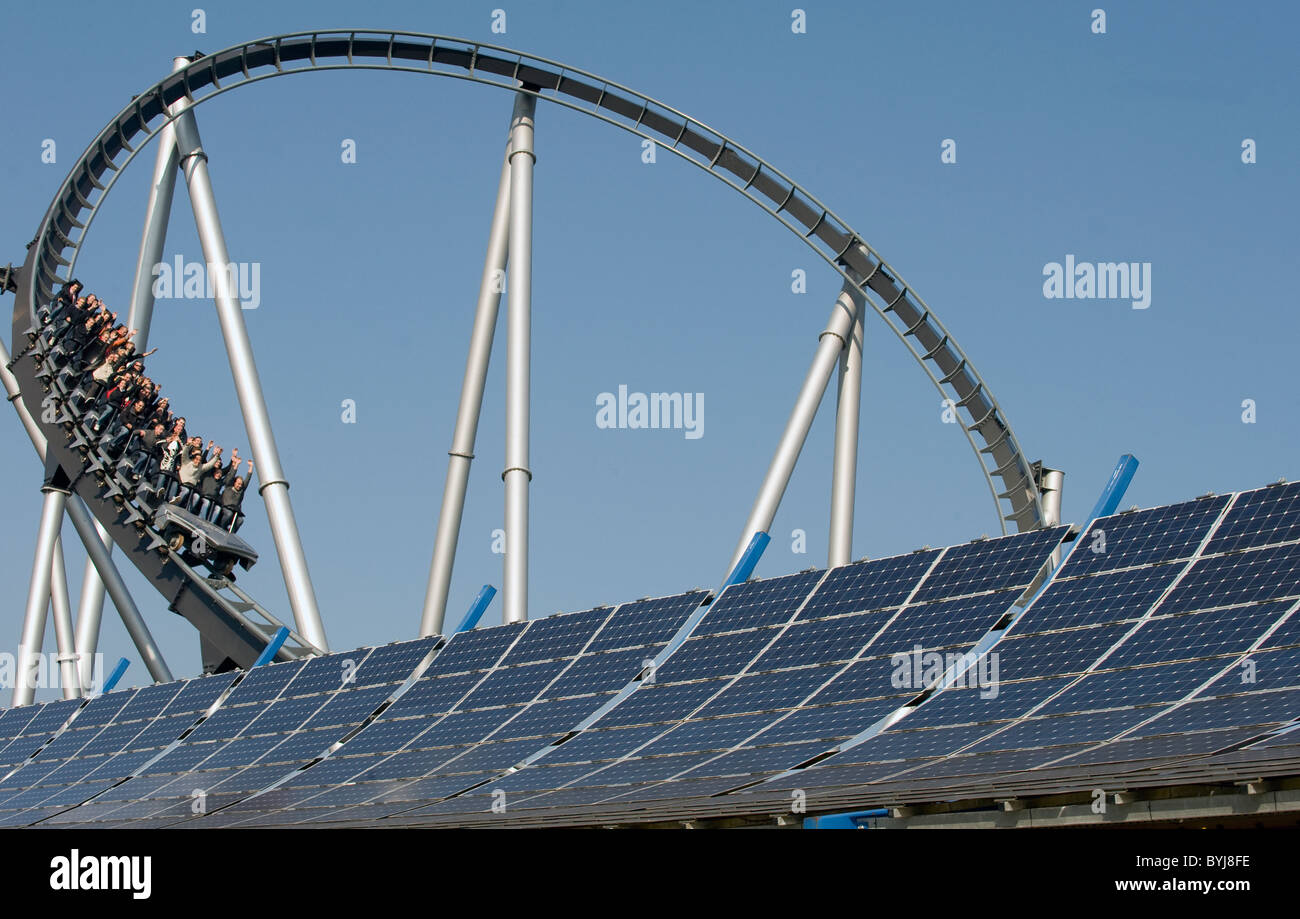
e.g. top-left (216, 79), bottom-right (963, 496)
top-left (729, 278), bottom-right (860, 573)
top-left (169, 68), bottom-right (330, 651)
top-left (421, 152), bottom-right (513, 637)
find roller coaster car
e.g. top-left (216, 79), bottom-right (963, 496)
top-left (153, 504), bottom-right (258, 578)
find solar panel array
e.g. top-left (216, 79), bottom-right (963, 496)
top-left (1, 482), bottom-right (1297, 828)
top-left (732, 483), bottom-right (1300, 817)
top-left (387, 526), bottom-right (1068, 826)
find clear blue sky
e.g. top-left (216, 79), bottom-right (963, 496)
top-left (2, 0), bottom-right (1296, 695)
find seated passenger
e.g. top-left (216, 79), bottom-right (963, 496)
top-left (217, 461), bottom-right (252, 531)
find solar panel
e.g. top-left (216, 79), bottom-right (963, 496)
top-left (16, 484), bottom-right (1299, 828)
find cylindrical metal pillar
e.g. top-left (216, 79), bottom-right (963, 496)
top-left (170, 85), bottom-right (329, 651)
top-left (420, 154), bottom-right (513, 637)
top-left (64, 499), bottom-right (174, 684)
top-left (13, 488), bottom-right (67, 706)
top-left (828, 287), bottom-right (865, 568)
top-left (49, 538), bottom-right (82, 699)
top-left (502, 91), bottom-right (536, 625)
top-left (728, 281), bottom-right (858, 572)
top-left (74, 56), bottom-right (185, 673)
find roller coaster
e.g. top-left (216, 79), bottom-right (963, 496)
top-left (3, 30), bottom-right (1059, 701)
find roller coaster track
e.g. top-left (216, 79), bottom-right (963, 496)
top-left (8, 30), bottom-right (1044, 672)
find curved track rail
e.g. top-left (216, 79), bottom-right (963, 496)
top-left (9, 31), bottom-right (1044, 664)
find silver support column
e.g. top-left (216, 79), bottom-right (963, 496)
top-left (63, 501), bottom-right (174, 684)
top-left (728, 280), bottom-right (859, 573)
top-left (0, 339), bottom-right (174, 686)
top-left (1039, 467), bottom-right (1065, 527)
top-left (74, 56), bottom-right (184, 672)
top-left (13, 488), bottom-right (66, 706)
top-left (502, 92), bottom-right (536, 625)
top-left (170, 82), bottom-right (330, 651)
top-left (828, 287), bottom-right (865, 568)
top-left (420, 154), bottom-right (512, 637)
top-left (49, 538), bottom-right (82, 698)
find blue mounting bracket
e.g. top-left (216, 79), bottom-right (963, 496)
top-left (455, 585), bottom-right (498, 634)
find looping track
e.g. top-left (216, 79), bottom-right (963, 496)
top-left (9, 31), bottom-right (1044, 649)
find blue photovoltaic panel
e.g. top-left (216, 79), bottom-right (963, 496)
top-left (1011, 566), bottom-right (1177, 633)
top-left (450, 660), bottom-right (570, 709)
top-left (163, 672), bottom-right (240, 712)
top-left (1061, 497), bottom-right (1229, 578)
top-left (1258, 608), bottom-right (1300, 649)
top-left (830, 723), bottom-right (997, 767)
top-left (652, 628), bottom-right (782, 682)
top-left (497, 607), bottom-right (609, 663)
top-left (796, 551), bottom-right (938, 619)
top-left (483, 693), bottom-right (619, 740)
top-left (377, 670), bottom-right (485, 720)
top-left (1061, 726), bottom-right (1274, 767)
top-left (1205, 482), bottom-right (1300, 554)
top-left (542, 647), bottom-right (660, 698)
top-left (900, 677), bottom-right (1075, 729)
top-left (345, 637), bottom-right (439, 686)
top-left (223, 658), bottom-right (306, 701)
top-left (296, 684), bottom-right (395, 730)
top-left (273, 653), bottom-right (360, 697)
top-left (625, 712), bottom-right (780, 757)
top-left (1103, 601), bottom-right (1294, 667)
top-left (1033, 659), bottom-right (1230, 714)
top-left (750, 613), bottom-right (890, 671)
top-left (1158, 544), bottom-right (1300, 613)
top-left (872, 593), bottom-right (1019, 651)
top-left (583, 592), bottom-right (706, 653)
top-left (690, 667), bottom-right (835, 718)
top-left (911, 527), bottom-right (1066, 602)
top-left (801, 658), bottom-right (899, 705)
top-left (693, 570), bottom-right (824, 635)
top-left (991, 625), bottom-right (1136, 681)
top-left (961, 707), bottom-right (1162, 754)
top-left (588, 683), bottom-right (720, 731)
top-left (757, 698), bottom-right (901, 744)
top-left (417, 622), bottom-right (527, 674)
top-left (1136, 688), bottom-right (1300, 736)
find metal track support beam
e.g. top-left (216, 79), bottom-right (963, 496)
top-left (728, 279), bottom-right (859, 573)
top-left (503, 91), bottom-right (536, 625)
top-left (828, 286), bottom-right (865, 568)
top-left (420, 153), bottom-right (513, 637)
top-left (170, 69), bottom-right (329, 651)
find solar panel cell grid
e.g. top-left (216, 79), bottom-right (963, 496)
top-left (911, 528), bottom-right (1066, 601)
top-left (583, 592), bottom-right (705, 652)
top-left (652, 627), bottom-right (783, 682)
top-left (1205, 482), bottom-right (1300, 553)
top-left (1061, 498), bottom-right (1228, 578)
top-left (750, 613), bottom-right (888, 670)
top-left (692, 570), bottom-right (823, 635)
top-left (797, 552), bottom-right (939, 619)
top-left (1011, 566), bottom-right (1177, 633)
